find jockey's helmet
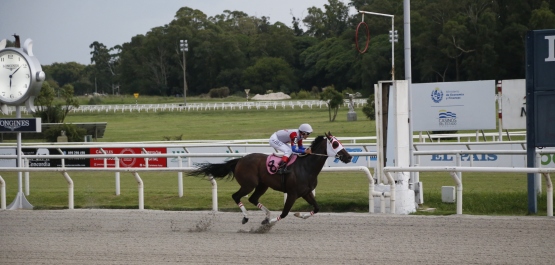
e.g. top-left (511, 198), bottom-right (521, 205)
top-left (299, 123), bottom-right (313, 135)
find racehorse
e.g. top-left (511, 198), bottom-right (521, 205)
top-left (188, 132), bottom-right (352, 225)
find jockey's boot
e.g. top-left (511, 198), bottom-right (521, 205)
top-left (277, 156), bottom-right (290, 174)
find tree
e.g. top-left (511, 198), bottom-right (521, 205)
top-left (59, 84), bottom-right (80, 123)
top-left (529, 1), bottom-right (555, 29)
top-left (33, 83), bottom-right (79, 123)
top-left (299, 36), bottom-right (357, 91)
top-left (303, 0), bottom-right (350, 39)
top-left (42, 62), bottom-right (92, 95)
top-left (242, 57), bottom-right (297, 94)
top-left (89, 41), bottom-right (120, 94)
top-left (320, 85), bottom-right (343, 121)
top-left (39, 0), bottom-right (555, 98)
top-left (33, 82), bottom-right (61, 123)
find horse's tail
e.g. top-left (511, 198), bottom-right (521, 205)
top-left (188, 158), bottom-right (240, 180)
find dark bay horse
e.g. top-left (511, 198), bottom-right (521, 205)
top-left (188, 132), bottom-right (352, 225)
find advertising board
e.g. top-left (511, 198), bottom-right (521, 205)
top-left (412, 80), bottom-right (496, 131)
top-left (90, 147), bottom-right (166, 168)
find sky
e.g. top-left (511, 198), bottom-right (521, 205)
top-left (1, 0), bottom-right (356, 66)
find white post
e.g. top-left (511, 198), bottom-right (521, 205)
top-left (178, 157), bottom-right (183, 197)
top-left (62, 172), bottom-right (74, 209)
top-left (210, 177), bottom-right (218, 211)
top-left (115, 158), bottom-right (120, 196)
top-left (375, 83), bottom-right (383, 184)
top-left (24, 158), bottom-right (29, 195)
top-left (543, 173), bottom-right (553, 217)
top-left (449, 172), bottom-right (463, 215)
top-left (535, 153), bottom-right (542, 195)
top-left (133, 172), bottom-right (144, 210)
top-left (497, 81), bottom-right (503, 141)
top-left (0, 175), bottom-right (5, 210)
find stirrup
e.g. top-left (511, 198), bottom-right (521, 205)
top-left (277, 165), bottom-right (289, 174)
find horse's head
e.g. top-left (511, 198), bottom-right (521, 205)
top-left (324, 132), bottom-right (352, 163)
top-left (309, 132), bottom-right (352, 163)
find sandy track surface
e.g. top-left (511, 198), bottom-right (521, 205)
top-left (1, 210), bottom-right (554, 264)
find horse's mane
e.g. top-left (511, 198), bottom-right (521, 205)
top-left (309, 135), bottom-right (325, 149)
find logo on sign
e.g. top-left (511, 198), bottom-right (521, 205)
top-left (0, 119), bottom-right (30, 131)
top-left (445, 90), bottom-right (465, 100)
top-left (438, 109), bottom-right (457, 127)
top-left (431, 87), bottom-right (443, 103)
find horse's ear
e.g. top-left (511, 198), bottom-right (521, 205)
top-left (327, 131), bottom-right (332, 138)
top-left (325, 132), bottom-right (329, 138)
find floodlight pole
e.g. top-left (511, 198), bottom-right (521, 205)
top-left (359, 11), bottom-right (395, 80)
top-left (180, 40), bottom-right (189, 106)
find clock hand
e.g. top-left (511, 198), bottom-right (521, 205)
top-left (11, 66), bottom-right (21, 75)
top-left (8, 66), bottom-right (20, 89)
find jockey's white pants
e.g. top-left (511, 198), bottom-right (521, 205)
top-left (269, 133), bottom-right (292, 157)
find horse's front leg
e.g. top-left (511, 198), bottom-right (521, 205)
top-left (267, 192), bottom-right (297, 224)
top-left (294, 192), bottom-right (319, 220)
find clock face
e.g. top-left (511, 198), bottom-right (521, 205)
top-left (0, 50), bottom-right (32, 103)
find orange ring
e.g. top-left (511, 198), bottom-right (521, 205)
top-left (356, 22), bottom-right (370, 54)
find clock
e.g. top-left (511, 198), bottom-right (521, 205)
top-left (0, 38), bottom-right (45, 109)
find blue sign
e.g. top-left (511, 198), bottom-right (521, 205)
top-left (0, 118), bottom-right (41, 133)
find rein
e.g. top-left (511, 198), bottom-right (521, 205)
top-left (308, 153), bottom-right (343, 159)
top-left (297, 135), bottom-right (344, 159)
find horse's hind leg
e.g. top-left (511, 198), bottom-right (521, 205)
top-left (294, 192), bottom-right (319, 220)
top-left (248, 185), bottom-right (271, 224)
top-left (232, 186), bottom-right (255, 224)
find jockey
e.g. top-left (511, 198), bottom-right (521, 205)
top-left (269, 123), bottom-right (313, 174)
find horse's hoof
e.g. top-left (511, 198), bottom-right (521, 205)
top-left (261, 218), bottom-right (269, 225)
top-left (294, 212), bottom-right (301, 217)
top-left (242, 217), bottom-right (249, 224)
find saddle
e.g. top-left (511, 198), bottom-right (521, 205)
top-left (266, 154), bottom-right (297, 175)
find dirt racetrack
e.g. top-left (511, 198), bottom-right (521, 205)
top-left (1, 210), bottom-right (554, 264)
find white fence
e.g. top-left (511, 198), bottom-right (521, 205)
top-left (383, 166), bottom-right (553, 216)
top-left (1, 99), bottom-right (368, 114)
top-left (0, 152), bottom-right (383, 213)
top-left (1, 141), bottom-right (554, 215)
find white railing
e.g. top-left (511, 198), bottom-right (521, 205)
top-left (383, 166), bottom-right (553, 216)
top-left (0, 152), bottom-right (382, 213)
top-left (2, 141), bottom-right (554, 214)
top-left (0, 99), bottom-right (367, 115)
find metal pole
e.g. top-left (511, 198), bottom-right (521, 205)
top-left (181, 39), bottom-right (188, 106)
top-left (391, 16), bottom-right (395, 80)
top-left (358, 11), bottom-right (395, 81)
top-left (183, 49), bottom-right (187, 106)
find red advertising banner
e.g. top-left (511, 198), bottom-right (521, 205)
top-left (90, 147), bottom-right (167, 168)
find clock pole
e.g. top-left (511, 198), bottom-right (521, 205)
top-left (6, 106), bottom-right (33, 209)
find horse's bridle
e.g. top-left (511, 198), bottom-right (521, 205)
top-left (304, 136), bottom-right (346, 161)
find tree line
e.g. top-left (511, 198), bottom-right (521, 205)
top-left (29, 0), bottom-right (555, 97)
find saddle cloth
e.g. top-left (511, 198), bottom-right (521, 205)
top-left (266, 154), bottom-right (297, 174)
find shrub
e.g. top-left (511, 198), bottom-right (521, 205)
top-left (43, 124), bottom-right (87, 142)
top-left (36, 105), bottom-right (65, 123)
top-left (88, 96), bottom-right (103, 105)
top-left (362, 97), bottom-right (375, 120)
top-left (208, 87), bottom-right (230, 98)
top-left (311, 86), bottom-right (320, 98)
top-left (291, 90), bottom-right (311, 99)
